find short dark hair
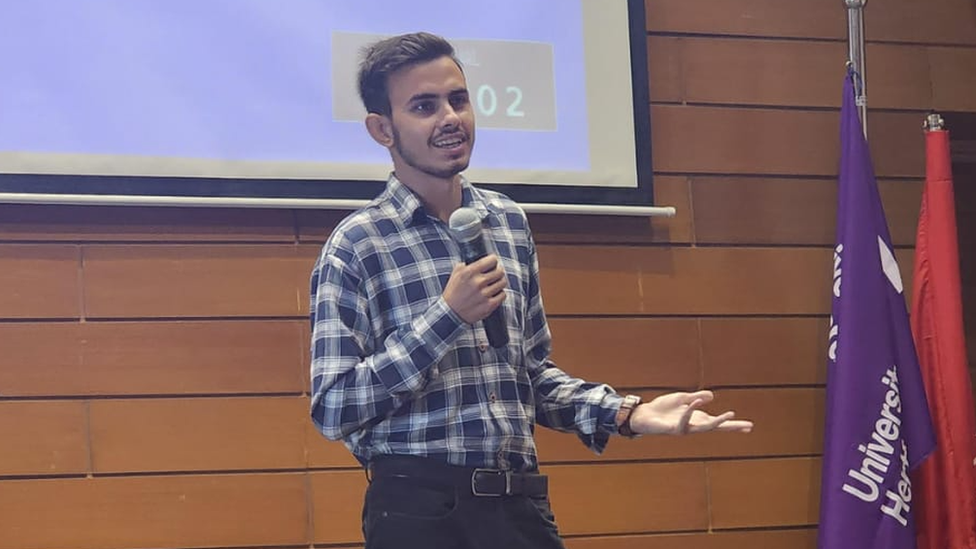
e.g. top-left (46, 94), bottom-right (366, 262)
top-left (357, 32), bottom-right (462, 116)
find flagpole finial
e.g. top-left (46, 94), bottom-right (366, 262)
top-left (844, 0), bottom-right (867, 8)
top-left (924, 113), bottom-right (946, 131)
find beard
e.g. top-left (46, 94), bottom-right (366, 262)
top-left (391, 125), bottom-right (471, 179)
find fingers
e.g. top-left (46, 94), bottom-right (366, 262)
top-left (471, 255), bottom-right (508, 297)
top-left (684, 390), bottom-right (714, 404)
top-left (716, 419), bottom-right (754, 433)
top-left (677, 398), bottom-right (704, 434)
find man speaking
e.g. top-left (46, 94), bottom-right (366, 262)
top-left (309, 31), bottom-right (753, 549)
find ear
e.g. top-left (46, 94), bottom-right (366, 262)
top-left (365, 113), bottom-right (394, 148)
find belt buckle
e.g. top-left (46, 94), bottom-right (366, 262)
top-left (471, 468), bottom-right (511, 497)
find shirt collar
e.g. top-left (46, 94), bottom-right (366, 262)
top-left (383, 173), bottom-right (499, 227)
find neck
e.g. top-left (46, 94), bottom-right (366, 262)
top-left (396, 172), bottom-right (463, 223)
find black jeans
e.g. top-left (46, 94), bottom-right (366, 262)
top-left (362, 455), bottom-right (566, 549)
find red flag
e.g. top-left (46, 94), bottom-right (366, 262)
top-left (912, 121), bottom-right (976, 549)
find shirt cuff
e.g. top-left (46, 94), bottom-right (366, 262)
top-left (600, 392), bottom-right (626, 435)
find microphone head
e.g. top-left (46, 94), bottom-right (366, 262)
top-left (448, 207), bottom-right (481, 242)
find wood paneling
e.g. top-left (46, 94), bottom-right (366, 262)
top-left (547, 462), bottom-right (707, 535)
top-left (297, 210), bottom-right (359, 243)
top-left (701, 318), bottom-right (828, 386)
top-left (0, 320), bottom-right (305, 397)
top-left (294, 177), bottom-right (694, 246)
top-left (80, 320), bottom-right (306, 395)
top-left (0, 205), bottom-right (297, 242)
top-left (651, 106), bottom-right (925, 178)
top-left (310, 470), bottom-right (370, 545)
top-left (82, 245), bottom-right (311, 318)
top-left (539, 246), bottom-right (832, 315)
top-left (548, 318), bottom-right (701, 389)
top-left (646, 0), bottom-right (845, 39)
top-left (868, 45), bottom-right (934, 110)
top-left (0, 245), bottom-right (80, 319)
top-left (564, 528), bottom-right (816, 549)
top-left (89, 397), bottom-right (308, 473)
top-left (0, 401), bottom-right (89, 476)
top-left (540, 246), bottom-right (916, 316)
top-left (646, 0), bottom-right (976, 44)
top-left (930, 47), bottom-right (976, 111)
top-left (866, 0), bottom-right (976, 45)
top-left (536, 388), bottom-right (822, 462)
top-left (691, 177), bottom-right (922, 246)
top-left (648, 37), bottom-right (937, 110)
top-left (647, 36), bottom-right (683, 103)
top-left (0, 322), bottom-right (82, 396)
top-left (306, 420), bottom-right (361, 469)
top-left (529, 177), bottom-right (693, 245)
top-left (709, 457), bottom-right (821, 528)
top-left (678, 38), bottom-right (843, 108)
top-left (0, 474), bottom-right (308, 549)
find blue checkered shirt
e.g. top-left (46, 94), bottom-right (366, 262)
top-left (309, 175), bottom-right (624, 471)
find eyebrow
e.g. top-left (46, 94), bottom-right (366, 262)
top-left (407, 88), bottom-right (469, 103)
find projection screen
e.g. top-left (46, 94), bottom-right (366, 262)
top-left (0, 0), bottom-right (655, 208)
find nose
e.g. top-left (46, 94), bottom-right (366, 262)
top-left (440, 102), bottom-right (461, 128)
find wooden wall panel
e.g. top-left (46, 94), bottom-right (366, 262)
top-left (701, 318), bottom-right (828, 386)
top-left (89, 397), bottom-right (307, 473)
top-left (548, 318), bottom-right (701, 389)
top-left (647, 36), bottom-right (683, 103)
top-left (0, 245), bottom-right (80, 319)
top-left (80, 320), bottom-right (306, 396)
top-left (649, 37), bottom-right (937, 110)
top-left (82, 245), bottom-right (310, 318)
top-left (645, 0), bottom-right (845, 39)
top-left (547, 462), bottom-right (707, 535)
top-left (297, 210), bottom-right (358, 243)
top-left (306, 420), bottom-right (361, 469)
top-left (536, 388), bottom-right (822, 462)
top-left (866, 0), bottom-right (976, 45)
top-left (868, 45), bottom-right (935, 110)
top-left (647, 0), bottom-right (975, 44)
top-left (0, 322), bottom-right (83, 396)
top-left (651, 106), bottom-right (925, 178)
top-left (0, 205), bottom-right (297, 242)
top-left (540, 246), bottom-right (916, 316)
top-left (564, 528), bottom-right (816, 549)
top-left (293, 177), bottom-right (694, 246)
top-left (691, 177), bottom-right (921, 246)
top-left (0, 474), bottom-right (308, 549)
top-left (0, 320), bottom-right (305, 397)
top-left (539, 246), bottom-right (833, 315)
top-left (310, 470), bottom-right (370, 545)
top-left (930, 47), bottom-right (976, 111)
top-left (709, 457), bottom-right (821, 528)
top-left (0, 401), bottom-right (89, 476)
top-left (530, 177), bottom-right (693, 245)
top-left (677, 38), bottom-right (843, 108)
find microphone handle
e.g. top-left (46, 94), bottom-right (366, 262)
top-left (458, 239), bottom-right (509, 348)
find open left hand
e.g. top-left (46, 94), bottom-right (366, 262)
top-left (628, 390), bottom-right (753, 436)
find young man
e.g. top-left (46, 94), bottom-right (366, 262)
top-left (310, 32), bottom-right (752, 549)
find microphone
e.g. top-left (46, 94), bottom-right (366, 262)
top-left (448, 207), bottom-right (509, 348)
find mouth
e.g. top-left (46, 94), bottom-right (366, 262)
top-left (431, 133), bottom-right (467, 151)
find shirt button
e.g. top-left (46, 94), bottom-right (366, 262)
top-left (478, 341), bottom-right (488, 352)
top-left (489, 392), bottom-right (497, 402)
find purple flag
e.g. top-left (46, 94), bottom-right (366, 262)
top-left (817, 75), bottom-right (935, 549)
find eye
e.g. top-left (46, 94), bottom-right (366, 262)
top-left (410, 100), bottom-right (435, 115)
top-left (449, 94), bottom-right (469, 110)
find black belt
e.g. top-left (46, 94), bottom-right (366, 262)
top-left (368, 454), bottom-right (549, 498)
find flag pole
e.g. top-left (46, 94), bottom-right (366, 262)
top-left (846, 0), bottom-right (868, 137)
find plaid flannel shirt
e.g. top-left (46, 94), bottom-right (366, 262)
top-left (310, 174), bottom-right (623, 471)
